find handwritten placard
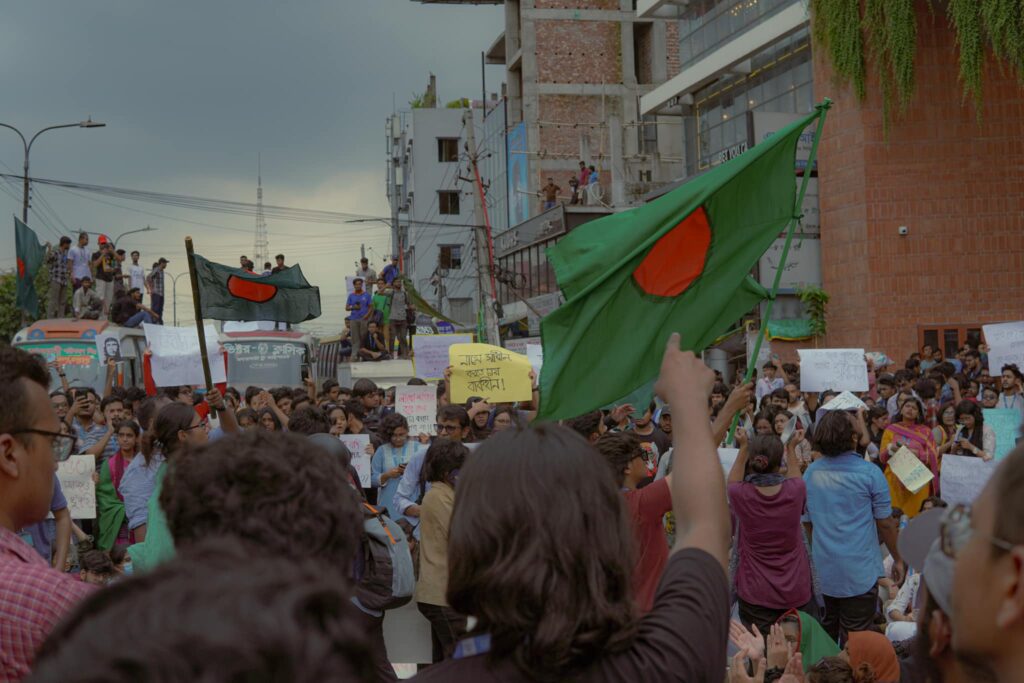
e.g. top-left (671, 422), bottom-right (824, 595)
top-left (983, 408), bottom-right (1023, 460)
top-left (143, 323), bottom-right (227, 387)
top-left (56, 455), bottom-right (96, 519)
top-left (889, 446), bottom-right (934, 494)
top-left (339, 434), bottom-right (372, 487)
top-left (798, 348), bottom-right (868, 393)
top-left (940, 454), bottom-right (999, 508)
top-left (983, 321), bottom-right (1024, 374)
top-left (395, 385), bottom-right (438, 437)
top-left (448, 343), bottom-right (533, 404)
top-left (412, 333), bottom-right (474, 380)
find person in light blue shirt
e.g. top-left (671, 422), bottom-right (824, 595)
top-left (803, 411), bottom-right (904, 643)
top-left (120, 448), bottom-right (164, 534)
top-left (371, 413), bottom-right (421, 519)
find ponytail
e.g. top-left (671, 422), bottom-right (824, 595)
top-left (149, 403), bottom-right (196, 463)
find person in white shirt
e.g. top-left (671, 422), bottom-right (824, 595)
top-left (754, 356), bottom-right (788, 406)
top-left (67, 232), bottom-right (92, 290)
top-left (128, 250), bottom-right (146, 293)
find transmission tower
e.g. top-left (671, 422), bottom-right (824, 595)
top-left (253, 153), bottom-right (269, 266)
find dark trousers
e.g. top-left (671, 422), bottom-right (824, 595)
top-left (417, 602), bottom-right (467, 663)
top-left (822, 587), bottom-right (879, 644)
top-left (150, 293), bottom-right (164, 323)
top-left (353, 607), bottom-right (397, 682)
top-left (738, 596), bottom-right (820, 636)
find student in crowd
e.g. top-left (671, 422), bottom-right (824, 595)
top-left (95, 420), bottom-right (140, 550)
top-left (804, 411), bottom-right (904, 642)
top-left (416, 438), bottom-right (470, 662)
top-left (630, 401), bottom-right (672, 469)
top-left (933, 402), bottom-right (958, 453)
top-left (491, 405), bottom-right (519, 433)
top-left (29, 540), bottom-right (376, 683)
top-left (997, 363), bottom-right (1024, 420)
top-left (411, 334), bottom-right (731, 681)
top-left (880, 396), bottom-right (939, 518)
top-left (0, 346), bottom-right (94, 678)
top-left (371, 413), bottom-right (419, 519)
top-left (258, 407), bottom-right (282, 432)
top-left (564, 409), bottom-right (607, 445)
top-left (466, 398), bottom-right (492, 442)
top-left (360, 320), bottom-right (392, 362)
top-left (77, 549), bottom-right (117, 586)
top-left (595, 431), bottom-right (673, 613)
top-left (950, 400), bottom-right (995, 460)
top-left (727, 430), bottom-right (814, 634)
top-left (347, 277), bottom-right (373, 362)
top-left (756, 358), bottom-right (788, 406)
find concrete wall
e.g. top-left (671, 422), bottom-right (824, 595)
top-left (815, 1), bottom-right (1024, 360)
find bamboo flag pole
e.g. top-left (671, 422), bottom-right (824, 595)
top-left (184, 236), bottom-right (214, 390)
top-left (726, 98), bottom-right (832, 444)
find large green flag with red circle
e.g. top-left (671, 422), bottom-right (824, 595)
top-left (537, 106), bottom-right (825, 421)
top-left (192, 254), bottom-right (321, 324)
top-left (14, 217), bottom-right (46, 317)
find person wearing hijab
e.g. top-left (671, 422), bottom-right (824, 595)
top-left (778, 609), bottom-right (841, 672)
top-left (845, 631), bottom-right (900, 683)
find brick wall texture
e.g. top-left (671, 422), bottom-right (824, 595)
top-left (815, 1), bottom-right (1024, 361)
top-left (665, 21), bottom-right (681, 79)
top-left (533, 0), bottom-right (620, 9)
top-left (538, 95), bottom-right (610, 157)
top-left (534, 20), bottom-right (622, 84)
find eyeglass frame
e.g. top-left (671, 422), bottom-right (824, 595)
top-left (9, 428), bottom-right (76, 462)
top-left (181, 419), bottom-right (209, 432)
top-left (940, 503), bottom-right (1016, 558)
top-left (435, 423), bottom-right (461, 434)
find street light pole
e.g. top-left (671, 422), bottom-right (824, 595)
top-left (85, 225), bottom-right (158, 249)
top-left (170, 272), bottom-right (189, 326)
top-left (0, 118), bottom-right (106, 223)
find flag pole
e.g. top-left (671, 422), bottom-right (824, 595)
top-left (184, 236), bottom-right (214, 390)
top-left (727, 98), bottom-right (832, 444)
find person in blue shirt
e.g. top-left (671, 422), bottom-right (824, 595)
top-left (803, 410), bottom-right (905, 643)
top-left (345, 277), bottom-right (372, 362)
top-left (371, 413), bottom-right (421, 520)
top-left (380, 256), bottom-right (400, 285)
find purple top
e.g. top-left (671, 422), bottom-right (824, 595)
top-left (728, 478), bottom-right (812, 609)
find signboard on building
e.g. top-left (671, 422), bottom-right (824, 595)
top-left (757, 236), bottom-right (821, 291)
top-left (507, 122), bottom-right (531, 227)
top-left (495, 206), bottom-right (567, 259)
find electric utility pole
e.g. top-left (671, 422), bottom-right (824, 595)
top-left (462, 108), bottom-right (501, 345)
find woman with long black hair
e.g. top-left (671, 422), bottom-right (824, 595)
top-left (951, 400), bottom-right (995, 461)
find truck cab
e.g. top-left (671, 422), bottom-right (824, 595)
top-left (219, 323), bottom-right (316, 390)
top-left (12, 320), bottom-right (148, 393)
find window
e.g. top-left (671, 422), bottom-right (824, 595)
top-left (438, 190), bottom-right (460, 215)
top-left (439, 244), bottom-right (463, 270)
top-left (437, 138), bottom-right (459, 163)
top-left (918, 324), bottom-right (983, 357)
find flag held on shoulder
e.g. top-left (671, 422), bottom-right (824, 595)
top-left (191, 253), bottom-right (321, 324)
top-left (537, 103), bottom-right (830, 422)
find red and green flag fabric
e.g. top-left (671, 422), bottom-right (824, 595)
top-left (537, 106), bottom-right (825, 421)
top-left (192, 254), bottom-right (321, 324)
top-left (14, 217), bottom-right (46, 316)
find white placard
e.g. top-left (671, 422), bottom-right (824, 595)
top-left (57, 454), bottom-right (96, 519)
top-left (819, 391), bottom-right (868, 412)
top-left (718, 447), bottom-right (739, 478)
top-left (395, 385), bottom-right (438, 437)
top-left (339, 434), bottom-right (372, 487)
top-left (940, 454), bottom-right (999, 508)
top-left (526, 344), bottom-right (544, 376)
top-left (144, 323), bottom-right (227, 387)
top-left (504, 336), bottom-right (541, 355)
top-left (798, 349), bottom-right (868, 393)
top-left (984, 321), bottom-right (1024, 374)
top-left (412, 333), bottom-right (473, 380)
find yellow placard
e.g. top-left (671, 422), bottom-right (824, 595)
top-left (889, 446), bottom-right (934, 494)
top-left (449, 343), bottom-right (534, 404)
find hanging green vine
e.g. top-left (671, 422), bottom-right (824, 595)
top-left (811, 0), bottom-right (1024, 122)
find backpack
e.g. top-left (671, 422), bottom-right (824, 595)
top-left (354, 502), bottom-right (415, 611)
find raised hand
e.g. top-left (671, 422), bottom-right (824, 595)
top-left (766, 624), bottom-right (792, 670)
top-left (729, 619), bottom-right (765, 661)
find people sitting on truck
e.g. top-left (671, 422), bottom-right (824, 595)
top-left (111, 288), bottom-right (159, 328)
top-left (72, 277), bottom-right (104, 320)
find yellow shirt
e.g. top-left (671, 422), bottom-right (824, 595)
top-left (415, 481), bottom-right (456, 606)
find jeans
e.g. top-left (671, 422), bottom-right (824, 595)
top-left (350, 319), bottom-right (368, 358)
top-left (416, 602), bottom-right (467, 663)
top-left (47, 282), bottom-right (69, 318)
top-left (151, 294), bottom-right (164, 322)
top-left (389, 320), bottom-right (408, 357)
top-left (352, 606), bottom-right (397, 682)
top-left (822, 586), bottom-right (879, 644)
top-left (95, 279), bottom-right (115, 312)
top-left (123, 310), bottom-right (154, 328)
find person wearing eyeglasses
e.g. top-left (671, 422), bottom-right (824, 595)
top-left (946, 444), bottom-right (1024, 682)
top-left (0, 346), bottom-right (95, 678)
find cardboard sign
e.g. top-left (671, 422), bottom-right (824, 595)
top-left (339, 434), bottom-right (372, 487)
top-left (983, 408), bottom-right (1023, 460)
top-left (448, 343), bottom-right (533, 404)
top-left (888, 446), bottom-right (934, 494)
top-left (56, 455), bottom-right (96, 519)
top-left (412, 333), bottom-right (474, 380)
top-left (143, 323), bottom-right (227, 387)
top-left (984, 321), bottom-right (1024, 374)
top-left (395, 385), bottom-right (438, 437)
top-left (940, 454), bottom-right (999, 508)
top-left (798, 348), bottom-right (868, 393)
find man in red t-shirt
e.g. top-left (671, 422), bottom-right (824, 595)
top-left (596, 431), bottom-right (673, 612)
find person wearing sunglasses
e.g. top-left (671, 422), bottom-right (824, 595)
top-left (0, 346), bottom-right (95, 679)
top-left (946, 445), bottom-right (1024, 683)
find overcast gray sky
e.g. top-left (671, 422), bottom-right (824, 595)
top-left (0, 0), bottom-right (504, 332)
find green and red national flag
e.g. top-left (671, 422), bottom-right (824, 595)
top-left (14, 216), bottom-right (46, 317)
top-left (537, 106), bottom-right (826, 421)
top-left (192, 254), bottom-right (321, 323)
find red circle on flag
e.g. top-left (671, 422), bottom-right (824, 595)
top-left (633, 206), bottom-right (712, 297)
top-left (227, 275), bottom-right (277, 303)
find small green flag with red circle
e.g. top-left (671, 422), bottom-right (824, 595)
top-left (14, 217), bottom-right (46, 317)
top-left (537, 106), bottom-right (826, 421)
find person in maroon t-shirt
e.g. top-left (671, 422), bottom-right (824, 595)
top-left (596, 431), bottom-right (673, 613)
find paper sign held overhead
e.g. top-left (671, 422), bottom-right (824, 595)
top-left (819, 391), bottom-right (867, 412)
top-left (339, 434), bottom-right (372, 488)
top-left (889, 446), bottom-right (934, 494)
top-left (798, 349), bottom-right (868, 393)
top-left (983, 321), bottom-right (1024, 374)
top-left (56, 455), bottom-right (96, 519)
top-left (412, 333), bottom-right (474, 380)
top-left (143, 323), bottom-right (227, 387)
top-left (448, 343), bottom-right (533, 404)
top-left (395, 385), bottom-right (438, 437)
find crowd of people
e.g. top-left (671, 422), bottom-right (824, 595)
top-left (540, 159), bottom-right (602, 211)
top-left (344, 255), bottom-right (414, 362)
top-left (2, 330), bottom-right (1024, 682)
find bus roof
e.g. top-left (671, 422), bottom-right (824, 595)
top-left (13, 319), bottom-right (147, 343)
